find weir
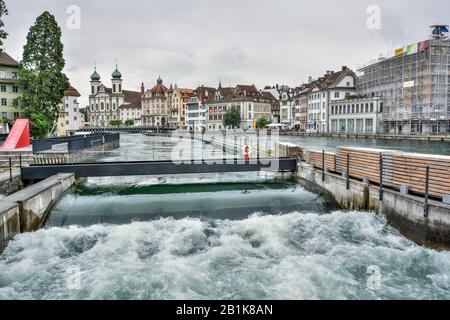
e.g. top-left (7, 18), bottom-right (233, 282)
top-left (274, 143), bottom-right (450, 247)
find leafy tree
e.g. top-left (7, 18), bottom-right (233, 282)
top-left (124, 119), bottom-right (134, 126)
top-left (0, 0), bottom-right (8, 54)
top-left (223, 107), bottom-right (241, 129)
top-left (16, 11), bottom-right (69, 137)
top-left (109, 119), bottom-right (122, 127)
top-left (256, 117), bottom-right (269, 129)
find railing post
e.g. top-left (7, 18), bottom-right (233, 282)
top-left (257, 129), bottom-right (260, 160)
top-left (9, 157), bottom-right (12, 182)
top-left (379, 154), bottom-right (383, 201)
top-left (424, 166), bottom-right (430, 218)
top-left (346, 153), bottom-right (350, 190)
top-left (322, 150), bottom-right (325, 182)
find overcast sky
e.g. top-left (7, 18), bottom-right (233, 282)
top-left (3, 0), bottom-right (449, 106)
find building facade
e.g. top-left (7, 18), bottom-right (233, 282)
top-left (357, 26), bottom-right (450, 135)
top-left (204, 84), bottom-right (272, 131)
top-left (329, 97), bottom-right (383, 134)
top-left (307, 67), bottom-right (356, 133)
top-left (170, 86), bottom-right (193, 128)
top-left (185, 86), bottom-right (216, 131)
top-left (0, 52), bottom-right (21, 133)
top-left (142, 77), bottom-right (173, 127)
top-left (88, 66), bottom-right (142, 127)
top-left (57, 86), bottom-right (81, 136)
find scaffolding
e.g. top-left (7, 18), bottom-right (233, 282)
top-left (356, 26), bottom-right (449, 135)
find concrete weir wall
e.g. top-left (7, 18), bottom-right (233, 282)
top-left (0, 173), bottom-right (75, 253)
top-left (297, 162), bottom-right (450, 247)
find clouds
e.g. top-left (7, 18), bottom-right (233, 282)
top-left (2, 0), bottom-right (449, 107)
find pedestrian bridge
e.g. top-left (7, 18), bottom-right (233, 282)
top-left (21, 158), bottom-right (298, 180)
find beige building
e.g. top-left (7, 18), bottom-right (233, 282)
top-left (205, 84), bottom-right (273, 130)
top-left (0, 52), bottom-right (22, 133)
top-left (169, 85), bottom-right (193, 128)
top-left (142, 77), bottom-right (173, 127)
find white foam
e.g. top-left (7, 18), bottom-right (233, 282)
top-left (1, 211), bottom-right (449, 300)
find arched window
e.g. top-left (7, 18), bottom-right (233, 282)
top-left (101, 102), bottom-right (104, 110)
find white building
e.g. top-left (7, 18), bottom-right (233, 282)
top-left (57, 86), bottom-right (81, 136)
top-left (88, 66), bottom-right (142, 127)
top-left (329, 97), bottom-right (383, 134)
top-left (307, 67), bottom-right (356, 133)
top-left (185, 96), bottom-right (207, 131)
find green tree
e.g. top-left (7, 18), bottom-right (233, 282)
top-left (223, 107), bottom-right (241, 129)
top-left (0, 0), bottom-right (8, 54)
top-left (16, 11), bottom-right (69, 137)
top-left (256, 117), bottom-right (269, 129)
top-left (124, 119), bottom-right (134, 126)
top-left (109, 119), bottom-right (122, 127)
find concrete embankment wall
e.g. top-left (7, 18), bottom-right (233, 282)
top-left (0, 173), bottom-right (75, 253)
top-left (297, 162), bottom-right (450, 247)
top-left (280, 131), bottom-right (449, 142)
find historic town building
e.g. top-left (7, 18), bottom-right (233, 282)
top-left (0, 52), bottom-right (21, 133)
top-left (142, 77), bottom-right (173, 127)
top-left (185, 86), bottom-right (216, 131)
top-left (88, 66), bottom-right (142, 127)
top-left (204, 84), bottom-right (272, 131)
top-left (170, 85), bottom-right (193, 128)
top-left (57, 86), bottom-right (81, 136)
top-left (329, 97), bottom-right (383, 134)
top-left (307, 67), bottom-right (356, 133)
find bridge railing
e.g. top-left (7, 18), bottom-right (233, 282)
top-left (32, 133), bottom-right (119, 153)
top-left (301, 146), bottom-right (450, 203)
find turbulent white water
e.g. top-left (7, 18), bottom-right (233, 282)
top-left (1, 211), bottom-right (449, 300)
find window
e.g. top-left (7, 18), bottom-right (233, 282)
top-left (365, 119), bottom-right (374, 133)
top-left (119, 84), bottom-right (122, 92)
top-left (13, 86), bottom-right (18, 93)
top-left (1, 85), bottom-right (6, 92)
top-left (13, 112), bottom-right (19, 119)
top-left (346, 82), bottom-right (351, 87)
top-left (12, 72), bottom-right (17, 79)
top-left (1, 98), bottom-right (7, 106)
top-left (334, 92), bottom-right (340, 98)
top-left (356, 119), bottom-right (364, 133)
top-left (347, 119), bottom-right (355, 133)
top-left (113, 84), bottom-right (116, 92)
top-left (91, 86), bottom-right (94, 94)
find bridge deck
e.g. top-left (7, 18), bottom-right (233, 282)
top-left (21, 158), bottom-right (297, 180)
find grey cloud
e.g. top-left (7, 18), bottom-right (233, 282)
top-left (2, 0), bottom-right (449, 107)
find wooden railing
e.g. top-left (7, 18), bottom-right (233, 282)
top-left (303, 147), bottom-right (450, 201)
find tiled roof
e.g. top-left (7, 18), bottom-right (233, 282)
top-left (122, 90), bottom-right (142, 108)
top-left (102, 87), bottom-right (142, 108)
top-left (64, 86), bottom-right (81, 97)
top-left (0, 52), bottom-right (19, 67)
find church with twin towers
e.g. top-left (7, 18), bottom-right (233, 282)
top-left (88, 64), bottom-right (142, 127)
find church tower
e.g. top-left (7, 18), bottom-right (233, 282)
top-left (111, 64), bottom-right (123, 94)
top-left (90, 66), bottom-right (101, 95)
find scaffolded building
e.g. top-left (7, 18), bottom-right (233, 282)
top-left (357, 26), bottom-right (449, 135)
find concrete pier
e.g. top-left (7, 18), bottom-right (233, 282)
top-left (0, 173), bottom-right (76, 253)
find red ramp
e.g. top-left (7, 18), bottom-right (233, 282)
top-left (2, 119), bottom-right (31, 150)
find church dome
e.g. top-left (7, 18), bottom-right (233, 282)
top-left (112, 68), bottom-right (122, 79)
top-left (90, 70), bottom-right (101, 81)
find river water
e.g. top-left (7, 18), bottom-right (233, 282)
top-left (0, 134), bottom-right (449, 300)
